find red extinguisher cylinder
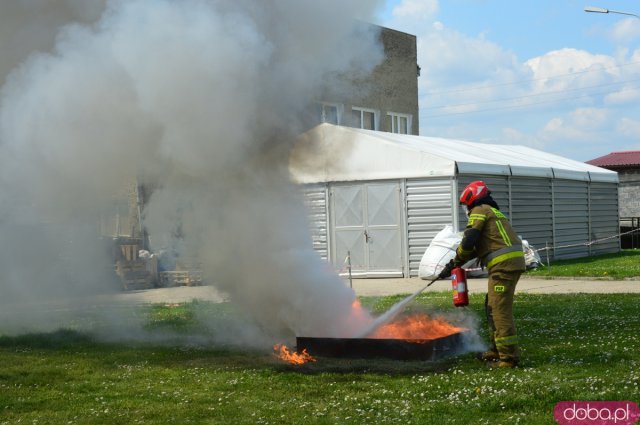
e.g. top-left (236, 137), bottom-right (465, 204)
top-left (451, 267), bottom-right (469, 307)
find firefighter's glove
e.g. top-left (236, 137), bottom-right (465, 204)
top-left (438, 259), bottom-right (455, 279)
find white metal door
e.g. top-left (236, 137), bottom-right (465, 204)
top-left (331, 182), bottom-right (402, 277)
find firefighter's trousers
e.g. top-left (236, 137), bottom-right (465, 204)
top-left (484, 270), bottom-right (521, 361)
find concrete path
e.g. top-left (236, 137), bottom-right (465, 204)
top-left (349, 276), bottom-right (640, 297)
top-left (113, 275), bottom-right (640, 305)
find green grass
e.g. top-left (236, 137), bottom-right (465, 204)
top-left (0, 293), bottom-right (638, 424)
top-left (526, 249), bottom-right (640, 279)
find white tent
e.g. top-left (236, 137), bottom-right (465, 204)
top-left (291, 124), bottom-right (617, 183)
top-left (290, 124), bottom-right (619, 278)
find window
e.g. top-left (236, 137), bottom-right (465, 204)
top-left (388, 112), bottom-right (412, 134)
top-left (352, 107), bottom-right (378, 130)
top-left (321, 102), bottom-right (342, 125)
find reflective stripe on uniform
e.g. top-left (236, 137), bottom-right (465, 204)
top-left (490, 207), bottom-right (506, 219)
top-left (467, 213), bottom-right (486, 226)
top-left (495, 335), bottom-right (519, 347)
top-left (457, 245), bottom-right (474, 257)
top-left (484, 245), bottom-right (523, 268)
top-left (495, 220), bottom-right (512, 246)
top-left (487, 250), bottom-right (524, 268)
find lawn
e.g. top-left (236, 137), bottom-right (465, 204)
top-left (526, 249), bottom-right (640, 279)
top-left (0, 292), bottom-right (638, 424)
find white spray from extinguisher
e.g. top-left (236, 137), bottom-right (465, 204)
top-left (355, 252), bottom-right (459, 338)
top-left (355, 275), bottom-right (439, 337)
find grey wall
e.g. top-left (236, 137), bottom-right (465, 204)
top-left (617, 169), bottom-right (640, 218)
top-left (316, 26), bottom-right (419, 135)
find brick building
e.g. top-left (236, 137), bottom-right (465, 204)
top-left (587, 151), bottom-right (640, 248)
top-left (313, 26), bottom-right (419, 135)
top-left (587, 151), bottom-right (640, 218)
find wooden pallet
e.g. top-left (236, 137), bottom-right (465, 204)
top-left (158, 270), bottom-right (203, 287)
top-left (116, 259), bottom-right (153, 290)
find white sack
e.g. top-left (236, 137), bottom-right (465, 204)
top-left (418, 225), bottom-right (459, 280)
top-left (522, 239), bottom-right (542, 269)
top-left (419, 227), bottom-right (541, 280)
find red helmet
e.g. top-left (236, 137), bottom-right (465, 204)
top-left (460, 181), bottom-right (489, 207)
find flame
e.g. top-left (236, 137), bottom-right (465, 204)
top-left (370, 314), bottom-right (463, 342)
top-left (350, 298), bottom-right (371, 322)
top-left (273, 344), bottom-right (316, 365)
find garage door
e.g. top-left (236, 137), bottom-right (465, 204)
top-left (330, 182), bottom-right (403, 277)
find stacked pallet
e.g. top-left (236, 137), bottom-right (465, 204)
top-left (158, 270), bottom-right (203, 287)
top-left (116, 259), bottom-right (153, 290)
top-left (157, 256), bottom-right (204, 287)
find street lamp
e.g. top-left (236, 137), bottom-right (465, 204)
top-left (584, 5), bottom-right (640, 19)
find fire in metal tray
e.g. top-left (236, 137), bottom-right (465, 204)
top-left (274, 314), bottom-right (467, 364)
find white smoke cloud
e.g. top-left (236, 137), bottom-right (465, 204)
top-left (0, 0), bottom-right (385, 343)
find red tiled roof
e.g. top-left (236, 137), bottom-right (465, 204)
top-left (586, 151), bottom-right (640, 168)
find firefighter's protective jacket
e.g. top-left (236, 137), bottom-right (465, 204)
top-left (454, 204), bottom-right (526, 273)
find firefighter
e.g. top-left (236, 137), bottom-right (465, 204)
top-left (439, 181), bottom-right (526, 368)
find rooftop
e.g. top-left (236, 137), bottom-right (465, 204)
top-left (586, 151), bottom-right (640, 168)
top-left (290, 124), bottom-right (618, 184)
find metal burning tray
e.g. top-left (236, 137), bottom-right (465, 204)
top-left (296, 331), bottom-right (466, 361)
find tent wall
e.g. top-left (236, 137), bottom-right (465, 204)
top-left (300, 175), bottom-right (619, 278)
top-left (405, 178), bottom-right (455, 276)
top-left (457, 174), bottom-right (619, 262)
top-left (456, 175), bottom-right (510, 231)
top-left (553, 180), bottom-right (590, 259)
top-left (590, 182), bottom-right (620, 255)
top-left (510, 177), bottom-right (554, 263)
top-left (300, 184), bottom-right (329, 260)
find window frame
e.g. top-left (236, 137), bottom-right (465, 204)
top-left (387, 112), bottom-right (413, 134)
top-left (352, 106), bottom-right (379, 131)
top-left (320, 102), bottom-right (343, 125)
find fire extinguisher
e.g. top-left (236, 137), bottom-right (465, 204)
top-left (451, 267), bottom-right (469, 307)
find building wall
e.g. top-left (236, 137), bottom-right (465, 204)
top-left (617, 169), bottom-right (640, 218)
top-left (354, 27), bottom-right (419, 135)
top-left (316, 26), bottom-right (419, 135)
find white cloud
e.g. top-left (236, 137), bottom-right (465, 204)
top-left (419, 27), bottom-right (521, 88)
top-left (382, 1), bottom-right (640, 161)
top-left (533, 108), bottom-right (627, 159)
top-left (604, 86), bottom-right (640, 104)
top-left (526, 48), bottom-right (618, 91)
top-left (541, 108), bottom-right (609, 139)
top-left (611, 17), bottom-right (640, 45)
top-left (501, 127), bottom-right (545, 149)
top-left (392, 0), bottom-right (438, 20)
top-left (571, 107), bottom-right (610, 129)
top-left (617, 117), bottom-right (640, 137)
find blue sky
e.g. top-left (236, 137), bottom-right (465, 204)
top-left (375, 0), bottom-right (640, 161)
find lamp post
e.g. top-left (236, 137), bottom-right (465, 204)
top-left (584, 5), bottom-right (640, 19)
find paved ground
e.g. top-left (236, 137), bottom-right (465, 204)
top-left (114, 275), bottom-right (640, 305)
top-left (349, 276), bottom-right (640, 296)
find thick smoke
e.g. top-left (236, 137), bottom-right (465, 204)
top-left (0, 0), bottom-right (384, 342)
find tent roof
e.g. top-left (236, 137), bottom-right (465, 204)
top-left (289, 124), bottom-right (618, 184)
